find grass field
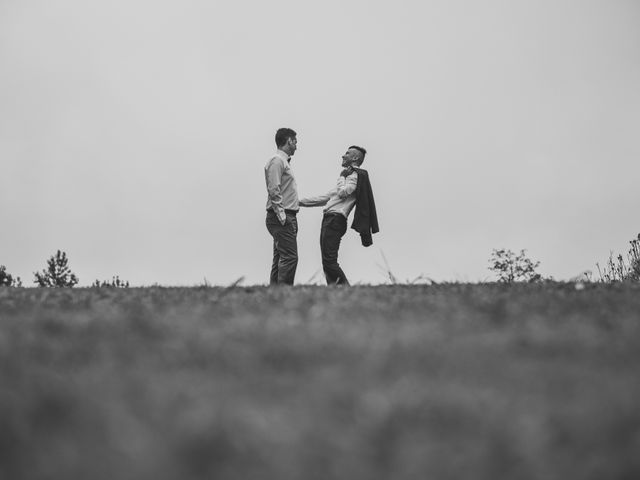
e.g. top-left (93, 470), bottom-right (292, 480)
top-left (1, 283), bottom-right (639, 480)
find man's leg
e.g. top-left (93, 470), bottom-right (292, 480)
top-left (269, 240), bottom-right (279, 285)
top-left (276, 213), bottom-right (298, 284)
top-left (320, 214), bottom-right (349, 285)
top-left (266, 211), bottom-right (298, 285)
top-left (266, 211), bottom-right (281, 284)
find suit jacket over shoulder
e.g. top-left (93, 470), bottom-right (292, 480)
top-left (350, 167), bottom-right (379, 247)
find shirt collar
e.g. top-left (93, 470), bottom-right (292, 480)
top-left (276, 149), bottom-right (291, 163)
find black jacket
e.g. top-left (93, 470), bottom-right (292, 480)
top-left (351, 168), bottom-right (379, 246)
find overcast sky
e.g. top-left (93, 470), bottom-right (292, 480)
top-left (1, 0), bottom-right (639, 286)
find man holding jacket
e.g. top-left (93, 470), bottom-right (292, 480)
top-left (299, 145), bottom-right (379, 285)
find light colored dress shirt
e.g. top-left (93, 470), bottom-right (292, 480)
top-left (299, 171), bottom-right (358, 219)
top-left (265, 150), bottom-right (299, 224)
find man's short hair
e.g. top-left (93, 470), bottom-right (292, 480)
top-left (349, 145), bottom-right (367, 164)
top-left (275, 128), bottom-right (297, 148)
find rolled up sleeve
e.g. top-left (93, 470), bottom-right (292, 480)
top-left (299, 190), bottom-right (332, 207)
top-left (337, 173), bottom-right (358, 199)
top-left (265, 159), bottom-right (286, 223)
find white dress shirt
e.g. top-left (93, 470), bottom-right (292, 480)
top-left (299, 171), bottom-right (358, 218)
top-left (265, 150), bottom-right (299, 223)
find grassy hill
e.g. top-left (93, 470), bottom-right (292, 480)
top-left (1, 284), bottom-right (639, 479)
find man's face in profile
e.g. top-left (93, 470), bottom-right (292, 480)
top-left (288, 136), bottom-right (298, 155)
top-left (341, 148), bottom-right (360, 168)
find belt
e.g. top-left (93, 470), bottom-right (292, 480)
top-left (323, 211), bottom-right (345, 218)
top-left (267, 208), bottom-right (299, 215)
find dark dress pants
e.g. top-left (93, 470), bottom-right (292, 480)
top-left (320, 213), bottom-right (349, 285)
top-left (266, 210), bottom-right (298, 285)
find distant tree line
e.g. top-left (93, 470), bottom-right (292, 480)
top-left (0, 265), bottom-right (22, 287)
top-left (2, 236), bottom-right (640, 287)
top-left (1, 250), bottom-right (128, 288)
top-left (489, 233), bottom-right (640, 283)
top-left (488, 249), bottom-right (542, 283)
top-left (596, 234), bottom-right (640, 282)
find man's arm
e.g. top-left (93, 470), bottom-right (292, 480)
top-left (265, 158), bottom-right (286, 224)
top-left (299, 190), bottom-right (332, 207)
top-left (336, 172), bottom-right (358, 199)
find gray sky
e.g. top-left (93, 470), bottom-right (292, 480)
top-left (1, 0), bottom-right (639, 286)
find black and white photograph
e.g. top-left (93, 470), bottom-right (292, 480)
top-left (1, 0), bottom-right (639, 478)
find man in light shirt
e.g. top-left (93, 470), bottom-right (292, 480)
top-left (264, 128), bottom-right (299, 285)
top-left (299, 145), bottom-right (367, 286)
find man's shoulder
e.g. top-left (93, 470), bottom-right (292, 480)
top-left (342, 171), bottom-right (358, 184)
top-left (339, 168), bottom-right (359, 179)
top-left (353, 167), bottom-right (369, 181)
top-left (265, 154), bottom-right (285, 168)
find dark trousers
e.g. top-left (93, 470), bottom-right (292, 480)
top-left (320, 213), bottom-right (349, 286)
top-left (266, 210), bottom-right (298, 285)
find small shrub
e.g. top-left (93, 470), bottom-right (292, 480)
top-left (92, 276), bottom-right (130, 288)
top-left (489, 248), bottom-right (542, 283)
top-left (34, 250), bottom-right (79, 288)
top-left (597, 234), bottom-right (640, 282)
top-left (0, 265), bottom-right (22, 287)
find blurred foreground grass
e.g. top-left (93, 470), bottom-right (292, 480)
top-left (1, 284), bottom-right (639, 480)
